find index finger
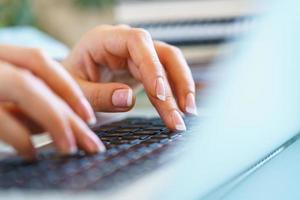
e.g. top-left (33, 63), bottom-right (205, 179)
top-left (122, 28), bottom-right (187, 130)
top-left (127, 28), bottom-right (168, 101)
top-left (0, 45), bottom-right (96, 125)
top-left (96, 26), bottom-right (168, 102)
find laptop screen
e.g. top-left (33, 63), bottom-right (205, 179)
top-left (160, 0), bottom-right (300, 199)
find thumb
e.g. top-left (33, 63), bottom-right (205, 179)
top-left (79, 80), bottom-right (136, 112)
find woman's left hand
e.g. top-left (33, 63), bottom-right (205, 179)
top-left (63, 25), bottom-right (198, 131)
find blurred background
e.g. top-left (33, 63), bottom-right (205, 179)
top-left (0, 0), bottom-right (115, 44)
top-left (0, 0), bottom-right (263, 92)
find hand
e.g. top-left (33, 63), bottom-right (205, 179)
top-left (0, 45), bottom-right (105, 160)
top-left (63, 25), bottom-right (198, 131)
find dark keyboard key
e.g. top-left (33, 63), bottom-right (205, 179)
top-left (150, 134), bottom-right (169, 139)
top-left (105, 132), bottom-right (131, 137)
top-left (143, 127), bottom-right (164, 131)
top-left (97, 126), bottom-right (116, 132)
top-left (122, 135), bottom-right (146, 140)
top-left (113, 128), bottom-right (139, 133)
top-left (105, 148), bottom-right (121, 157)
top-left (133, 130), bottom-right (160, 135)
top-left (148, 143), bottom-right (164, 149)
top-left (111, 156), bottom-right (131, 167)
top-left (120, 124), bottom-right (146, 129)
top-left (99, 136), bottom-right (116, 141)
top-left (116, 144), bottom-right (132, 151)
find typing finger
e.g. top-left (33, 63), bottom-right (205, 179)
top-left (0, 62), bottom-right (77, 155)
top-left (69, 112), bottom-right (105, 154)
top-left (0, 45), bottom-right (96, 125)
top-left (146, 78), bottom-right (186, 131)
top-left (154, 41), bottom-right (197, 115)
top-left (1, 103), bottom-right (43, 134)
top-left (0, 107), bottom-right (35, 160)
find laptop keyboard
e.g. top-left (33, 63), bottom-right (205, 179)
top-left (0, 117), bottom-right (198, 191)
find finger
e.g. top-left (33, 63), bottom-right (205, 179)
top-left (0, 45), bottom-right (96, 125)
top-left (77, 79), bottom-right (135, 112)
top-left (85, 26), bottom-right (169, 102)
top-left (8, 78), bottom-right (104, 155)
top-left (127, 59), bottom-right (142, 81)
top-left (0, 63), bottom-right (76, 155)
top-left (0, 107), bottom-right (35, 160)
top-left (155, 41), bottom-right (198, 115)
top-left (69, 113), bottom-right (105, 154)
top-left (64, 26), bottom-right (186, 129)
top-left (146, 79), bottom-right (186, 131)
top-left (1, 103), bottom-right (43, 134)
top-left (126, 28), bottom-right (169, 102)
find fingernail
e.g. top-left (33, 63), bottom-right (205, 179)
top-left (87, 117), bottom-right (97, 126)
top-left (57, 130), bottom-right (77, 155)
top-left (156, 77), bottom-right (166, 101)
top-left (185, 93), bottom-right (198, 116)
top-left (172, 110), bottom-right (186, 131)
top-left (97, 141), bottom-right (106, 153)
top-left (69, 146), bottom-right (78, 155)
top-left (59, 143), bottom-right (77, 155)
top-left (63, 141), bottom-right (77, 155)
top-left (112, 89), bottom-right (133, 107)
top-left (90, 133), bottom-right (106, 153)
top-left (85, 134), bottom-right (106, 153)
top-left (79, 98), bottom-right (96, 125)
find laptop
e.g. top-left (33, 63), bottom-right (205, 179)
top-left (1, 0), bottom-right (300, 199)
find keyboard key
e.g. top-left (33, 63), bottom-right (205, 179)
top-left (133, 130), bottom-right (159, 135)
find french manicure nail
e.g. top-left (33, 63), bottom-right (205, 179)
top-left (97, 141), bottom-right (106, 153)
top-left (57, 129), bottom-right (77, 155)
top-left (156, 77), bottom-right (166, 101)
top-left (112, 89), bottom-right (133, 107)
top-left (59, 142), bottom-right (77, 155)
top-left (68, 146), bottom-right (78, 155)
top-left (90, 131), bottom-right (106, 152)
top-left (172, 110), bottom-right (186, 131)
top-left (87, 117), bottom-right (97, 126)
top-left (85, 135), bottom-right (106, 153)
top-left (185, 93), bottom-right (198, 116)
top-left (79, 98), bottom-right (96, 125)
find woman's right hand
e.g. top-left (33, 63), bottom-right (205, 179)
top-left (0, 45), bottom-right (105, 160)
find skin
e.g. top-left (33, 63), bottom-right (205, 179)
top-left (0, 25), bottom-right (197, 159)
top-left (63, 25), bottom-right (197, 131)
top-left (0, 45), bottom-right (104, 160)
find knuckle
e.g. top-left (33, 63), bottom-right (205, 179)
top-left (117, 24), bottom-right (131, 29)
top-left (165, 95), bottom-right (174, 102)
top-left (166, 45), bottom-right (182, 56)
top-left (29, 48), bottom-right (45, 59)
top-left (149, 55), bottom-right (161, 66)
top-left (131, 28), bottom-right (152, 41)
top-left (170, 45), bottom-right (182, 55)
top-left (90, 25), bottom-right (111, 35)
top-left (29, 48), bottom-right (48, 65)
top-left (44, 102), bottom-right (70, 133)
top-left (96, 24), bottom-right (111, 30)
top-left (13, 69), bottom-right (42, 94)
top-left (0, 65), bottom-right (29, 90)
top-left (14, 69), bottom-right (34, 86)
